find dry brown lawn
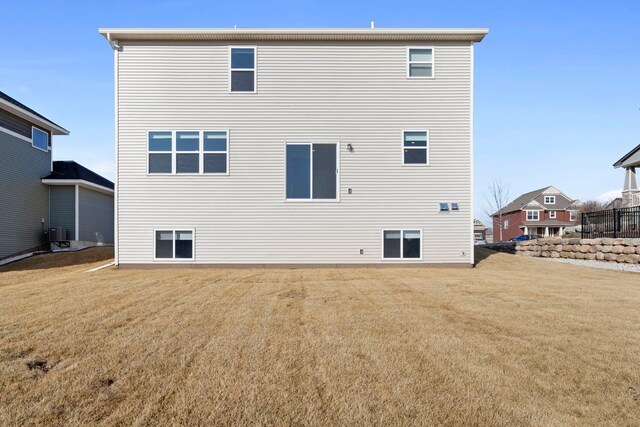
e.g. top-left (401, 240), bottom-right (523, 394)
top-left (1, 248), bottom-right (639, 426)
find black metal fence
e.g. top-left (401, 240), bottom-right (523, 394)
top-left (582, 206), bottom-right (640, 238)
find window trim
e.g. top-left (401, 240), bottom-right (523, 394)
top-left (402, 130), bottom-right (430, 166)
top-left (549, 210), bottom-right (557, 219)
top-left (504, 219), bottom-right (509, 229)
top-left (31, 126), bottom-right (49, 152)
top-left (544, 195), bottom-right (556, 204)
top-left (146, 130), bottom-right (229, 176)
top-left (284, 141), bottom-right (340, 203)
top-left (526, 210), bottom-right (540, 221)
top-left (153, 228), bottom-right (195, 262)
top-left (407, 46), bottom-right (435, 79)
top-left (229, 45), bottom-right (257, 94)
top-left (570, 210), bottom-right (577, 221)
top-left (381, 228), bottom-right (423, 261)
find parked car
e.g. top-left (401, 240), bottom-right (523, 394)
top-left (474, 238), bottom-right (487, 245)
top-left (510, 234), bottom-right (535, 242)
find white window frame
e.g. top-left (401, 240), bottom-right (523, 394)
top-left (381, 228), bottom-right (423, 261)
top-left (284, 141), bottom-right (340, 203)
top-left (407, 47), bottom-right (435, 79)
top-left (402, 130), bottom-right (430, 166)
top-left (229, 46), bottom-right (257, 94)
top-left (147, 130), bottom-right (229, 176)
top-left (544, 195), bottom-right (556, 204)
top-left (31, 126), bottom-right (49, 152)
top-left (153, 228), bottom-right (195, 262)
top-left (526, 210), bottom-right (540, 221)
top-left (504, 219), bottom-right (509, 230)
top-left (570, 210), bottom-right (577, 221)
top-left (549, 210), bottom-right (557, 219)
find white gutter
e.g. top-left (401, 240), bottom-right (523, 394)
top-left (41, 179), bottom-right (114, 195)
top-left (0, 98), bottom-right (69, 135)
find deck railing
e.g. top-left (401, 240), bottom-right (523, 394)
top-left (581, 206), bottom-right (640, 238)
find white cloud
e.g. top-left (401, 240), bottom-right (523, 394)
top-left (595, 189), bottom-right (622, 203)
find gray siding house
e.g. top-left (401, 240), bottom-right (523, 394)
top-left (0, 91), bottom-right (114, 259)
top-left (0, 92), bottom-right (68, 259)
top-left (43, 161), bottom-right (115, 247)
top-left (100, 27), bottom-right (488, 266)
top-left (614, 145), bottom-right (640, 207)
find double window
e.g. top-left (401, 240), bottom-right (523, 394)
top-left (230, 47), bottom-right (256, 92)
top-left (383, 229), bottom-right (422, 259)
top-left (408, 48), bottom-right (434, 78)
top-left (148, 131), bottom-right (228, 174)
top-left (32, 127), bottom-right (49, 152)
top-left (286, 143), bottom-right (338, 200)
top-left (403, 131), bottom-right (429, 165)
top-left (155, 230), bottom-right (194, 260)
top-left (526, 210), bottom-right (540, 221)
top-left (544, 196), bottom-right (556, 204)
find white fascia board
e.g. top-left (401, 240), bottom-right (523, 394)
top-left (0, 98), bottom-right (69, 135)
top-left (41, 179), bottom-right (114, 195)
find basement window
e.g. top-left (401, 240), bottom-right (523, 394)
top-left (32, 127), bottom-right (49, 152)
top-left (230, 47), bottom-right (256, 92)
top-left (155, 230), bottom-right (194, 260)
top-left (439, 202), bottom-right (449, 212)
top-left (383, 229), bottom-right (422, 260)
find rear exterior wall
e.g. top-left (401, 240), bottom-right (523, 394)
top-left (115, 41), bottom-right (475, 264)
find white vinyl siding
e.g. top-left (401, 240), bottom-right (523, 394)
top-left (115, 41), bottom-right (473, 264)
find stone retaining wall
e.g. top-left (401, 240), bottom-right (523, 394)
top-left (516, 238), bottom-right (640, 264)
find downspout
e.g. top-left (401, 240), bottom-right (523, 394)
top-left (107, 32), bottom-right (121, 265)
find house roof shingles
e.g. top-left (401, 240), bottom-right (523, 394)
top-left (43, 161), bottom-right (114, 190)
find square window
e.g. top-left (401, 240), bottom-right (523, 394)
top-left (544, 196), bottom-right (556, 204)
top-left (408, 48), bottom-right (434, 78)
top-left (451, 203), bottom-right (459, 211)
top-left (149, 153), bottom-right (172, 173)
top-left (439, 202), bottom-right (449, 212)
top-left (32, 127), bottom-right (49, 151)
top-left (176, 153), bottom-right (199, 173)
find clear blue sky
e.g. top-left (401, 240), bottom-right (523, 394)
top-left (2, 0), bottom-right (639, 221)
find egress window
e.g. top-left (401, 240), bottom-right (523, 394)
top-left (32, 127), bottom-right (49, 152)
top-left (408, 48), bottom-right (433, 78)
top-left (148, 131), bottom-right (229, 174)
top-left (155, 230), bottom-right (194, 260)
top-left (383, 229), bottom-right (422, 259)
top-left (403, 131), bottom-right (429, 165)
top-left (230, 47), bottom-right (256, 92)
top-left (286, 143), bottom-right (338, 200)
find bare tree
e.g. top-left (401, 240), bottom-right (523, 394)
top-left (577, 199), bottom-right (610, 215)
top-left (483, 179), bottom-right (511, 242)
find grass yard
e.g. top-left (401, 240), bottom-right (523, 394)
top-left (1, 248), bottom-right (639, 426)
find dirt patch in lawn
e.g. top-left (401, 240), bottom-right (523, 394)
top-left (1, 249), bottom-right (639, 425)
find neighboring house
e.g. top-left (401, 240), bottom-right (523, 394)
top-left (100, 27), bottom-right (488, 266)
top-left (604, 197), bottom-right (623, 210)
top-left (474, 219), bottom-right (488, 241)
top-left (0, 91), bottom-right (114, 259)
top-left (0, 91), bottom-right (69, 259)
top-left (492, 186), bottom-right (578, 242)
top-left (613, 145), bottom-right (640, 207)
top-left (42, 161), bottom-right (114, 248)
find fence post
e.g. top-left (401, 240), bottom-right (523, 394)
top-left (613, 208), bottom-right (619, 238)
top-left (581, 213), bottom-right (585, 239)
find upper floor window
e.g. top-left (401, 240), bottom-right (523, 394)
top-left (570, 210), bottom-right (577, 221)
top-left (32, 127), bottom-right (49, 152)
top-left (549, 210), bottom-right (557, 219)
top-left (526, 210), bottom-right (540, 221)
top-left (403, 131), bottom-right (429, 165)
top-left (148, 131), bottom-right (229, 175)
top-left (544, 196), bottom-right (556, 204)
top-left (230, 47), bottom-right (256, 92)
top-left (504, 219), bottom-right (509, 229)
top-left (286, 143), bottom-right (338, 200)
top-left (408, 48), bottom-right (433, 78)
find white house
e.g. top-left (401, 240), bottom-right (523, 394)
top-left (99, 27), bottom-right (488, 266)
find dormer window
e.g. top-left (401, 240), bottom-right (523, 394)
top-left (544, 196), bottom-right (556, 204)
